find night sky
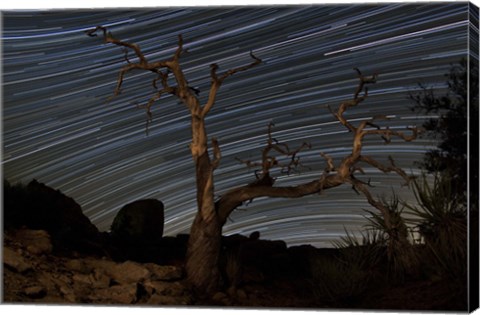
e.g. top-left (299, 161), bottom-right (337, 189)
top-left (2, 2), bottom-right (476, 247)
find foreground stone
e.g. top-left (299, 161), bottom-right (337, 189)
top-left (90, 283), bottom-right (139, 304)
top-left (15, 229), bottom-right (53, 255)
top-left (3, 229), bottom-right (192, 306)
top-left (3, 247), bottom-right (33, 273)
top-left (145, 263), bottom-right (183, 281)
top-left (24, 285), bottom-right (47, 298)
top-left (106, 260), bottom-right (151, 285)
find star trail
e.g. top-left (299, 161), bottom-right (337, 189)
top-left (1, 3), bottom-right (476, 248)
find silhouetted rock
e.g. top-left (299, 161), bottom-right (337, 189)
top-left (249, 231), bottom-right (260, 240)
top-left (110, 199), bottom-right (165, 245)
top-left (3, 179), bottom-right (102, 255)
top-left (222, 233), bottom-right (250, 248)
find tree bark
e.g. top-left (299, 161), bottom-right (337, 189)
top-left (185, 211), bottom-right (222, 295)
top-left (186, 117), bottom-right (223, 293)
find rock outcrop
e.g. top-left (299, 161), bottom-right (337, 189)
top-left (3, 229), bottom-right (191, 305)
top-left (4, 180), bottom-right (102, 255)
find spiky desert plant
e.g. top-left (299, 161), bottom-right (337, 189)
top-left (405, 172), bottom-right (467, 280)
top-left (333, 228), bottom-right (386, 270)
top-left (364, 194), bottom-right (419, 282)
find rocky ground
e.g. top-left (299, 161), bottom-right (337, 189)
top-left (3, 228), bottom-right (190, 306)
top-left (2, 228), bottom-right (320, 308)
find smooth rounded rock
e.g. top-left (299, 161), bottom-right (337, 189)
top-left (111, 199), bottom-right (164, 245)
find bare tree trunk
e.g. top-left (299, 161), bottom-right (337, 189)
top-left (186, 117), bottom-right (222, 294)
top-left (186, 211), bottom-right (222, 295)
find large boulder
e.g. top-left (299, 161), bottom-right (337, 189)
top-left (110, 199), bottom-right (164, 245)
top-left (3, 179), bottom-right (101, 254)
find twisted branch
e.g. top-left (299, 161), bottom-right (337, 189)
top-left (359, 155), bottom-right (413, 186)
top-left (203, 52), bottom-right (262, 117)
top-left (86, 26), bottom-right (148, 65)
top-left (237, 122), bottom-right (311, 179)
top-left (87, 27), bottom-right (191, 97)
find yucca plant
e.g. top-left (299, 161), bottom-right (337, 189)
top-left (404, 172), bottom-right (467, 281)
top-left (363, 194), bottom-right (419, 282)
top-left (333, 228), bottom-right (386, 271)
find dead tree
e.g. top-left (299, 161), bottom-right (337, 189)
top-left (87, 27), bottom-right (419, 294)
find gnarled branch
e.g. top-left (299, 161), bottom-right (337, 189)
top-left (329, 71), bottom-right (373, 132)
top-left (237, 122), bottom-right (311, 179)
top-left (359, 155), bottom-right (413, 186)
top-left (87, 26), bottom-right (148, 65)
top-left (203, 52), bottom-right (262, 117)
top-left (87, 26), bottom-right (189, 104)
